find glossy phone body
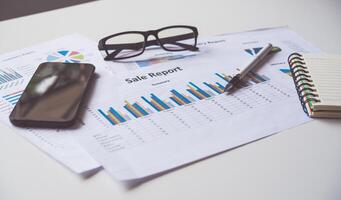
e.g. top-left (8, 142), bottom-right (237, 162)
top-left (9, 62), bottom-right (95, 128)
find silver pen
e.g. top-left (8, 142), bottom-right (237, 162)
top-left (224, 43), bottom-right (273, 93)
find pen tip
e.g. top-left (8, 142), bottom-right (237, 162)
top-left (224, 84), bottom-right (233, 93)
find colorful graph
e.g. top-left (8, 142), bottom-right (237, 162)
top-left (245, 46), bottom-right (282, 56)
top-left (47, 50), bottom-right (84, 63)
top-left (135, 54), bottom-right (196, 68)
top-left (98, 71), bottom-right (270, 126)
top-left (245, 47), bottom-right (263, 56)
top-left (279, 68), bottom-right (292, 76)
top-left (2, 90), bottom-right (23, 105)
top-left (0, 68), bottom-right (23, 85)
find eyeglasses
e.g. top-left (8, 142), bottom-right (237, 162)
top-left (98, 25), bottom-right (199, 61)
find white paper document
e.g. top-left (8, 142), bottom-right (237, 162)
top-left (75, 27), bottom-right (321, 181)
top-left (0, 34), bottom-right (108, 173)
top-left (0, 27), bottom-right (321, 178)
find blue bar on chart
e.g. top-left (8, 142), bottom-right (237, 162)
top-left (98, 100), bottom-right (152, 125)
top-left (109, 107), bottom-right (126, 122)
top-left (215, 72), bottom-right (230, 82)
top-left (142, 94), bottom-right (172, 112)
top-left (98, 107), bottom-right (128, 125)
top-left (0, 68), bottom-right (23, 84)
top-left (186, 82), bottom-right (217, 100)
top-left (124, 100), bottom-right (151, 118)
top-left (151, 93), bottom-right (170, 109)
top-left (170, 89), bottom-right (192, 105)
top-left (132, 103), bottom-right (149, 116)
top-left (2, 90), bottom-right (23, 105)
top-left (203, 82), bottom-right (224, 94)
top-left (141, 96), bottom-right (161, 111)
top-left (188, 82), bottom-right (211, 98)
top-left (98, 109), bottom-right (116, 125)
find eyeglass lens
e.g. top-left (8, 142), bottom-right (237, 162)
top-left (105, 33), bottom-right (145, 59)
top-left (157, 27), bottom-right (196, 51)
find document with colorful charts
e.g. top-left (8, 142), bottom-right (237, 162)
top-left (77, 47), bottom-right (311, 181)
top-left (0, 34), bottom-right (111, 174)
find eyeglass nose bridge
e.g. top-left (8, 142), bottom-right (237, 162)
top-left (146, 30), bottom-right (158, 37)
top-left (145, 30), bottom-right (161, 46)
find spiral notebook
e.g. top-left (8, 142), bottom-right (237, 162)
top-left (288, 53), bottom-right (341, 118)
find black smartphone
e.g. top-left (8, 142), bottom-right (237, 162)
top-left (9, 62), bottom-right (95, 128)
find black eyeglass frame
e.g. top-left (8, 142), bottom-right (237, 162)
top-left (98, 25), bottom-right (199, 61)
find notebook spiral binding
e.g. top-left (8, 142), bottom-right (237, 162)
top-left (288, 53), bottom-right (321, 115)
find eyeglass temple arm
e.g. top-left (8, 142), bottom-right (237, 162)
top-left (104, 49), bottom-right (122, 60)
top-left (101, 33), bottom-right (198, 51)
top-left (151, 33), bottom-right (198, 51)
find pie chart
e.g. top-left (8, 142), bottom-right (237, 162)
top-left (47, 50), bottom-right (84, 63)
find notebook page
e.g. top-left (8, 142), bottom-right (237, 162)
top-left (303, 54), bottom-right (341, 111)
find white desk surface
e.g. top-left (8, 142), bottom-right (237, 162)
top-left (1, 0), bottom-right (341, 199)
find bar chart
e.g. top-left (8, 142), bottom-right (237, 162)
top-left (244, 47), bottom-right (263, 56)
top-left (279, 68), bottom-right (292, 76)
top-left (98, 71), bottom-right (272, 126)
top-left (2, 90), bottom-right (23, 105)
top-left (0, 68), bottom-right (23, 84)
